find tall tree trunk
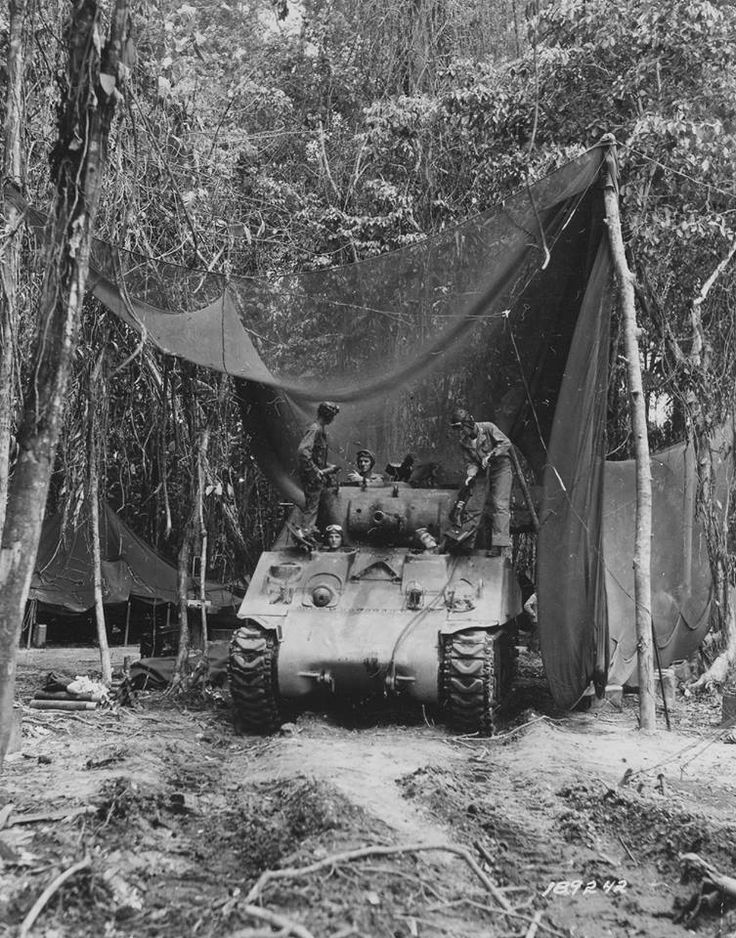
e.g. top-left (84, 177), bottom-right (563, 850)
top-left (197, 442), bottom-right (209, 651)
top-left (602, 139), bottom-right (656, 732)
top-left (0, 0), bottom-right (130, 770)
top-left (170, 425), bottom-right (211, 691)
top-left (0, 0), bottom-right (27, 535)
top-left (686, 237), bottom-right (736, 691)
top-left (89, 353), bottom-right (112, 683)
top-left (172, 509), bottom-right (195, 686)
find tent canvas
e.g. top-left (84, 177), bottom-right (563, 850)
top-left (604, 427), bottom-right (733, 686)
top-left (30, 502), bottom-right (240, 614)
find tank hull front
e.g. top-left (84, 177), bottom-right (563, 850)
top-left (276, 605), bottom-right (444, 702)
top-left (237, 544), bottom-right (521, 706)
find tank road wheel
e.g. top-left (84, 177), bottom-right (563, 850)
top-left (440, 628), bottom-right (499, 735)
top-left (229, 623), bottom-right (281, 735)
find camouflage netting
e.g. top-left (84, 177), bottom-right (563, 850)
top-left (82, 145), bottom-right (608, 496)
top-left (21, 142), bottom-right (722, 707)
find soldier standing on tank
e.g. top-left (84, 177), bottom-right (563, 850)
top-left (449, 406), bottom-right (513, 554)
top-left (296, 401), bottom-right (340, 537)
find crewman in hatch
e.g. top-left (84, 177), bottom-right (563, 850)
top-left (448, 406), bottom-right (513, 554)
top-left (323, 524), bottom-right (345, 551)
top-left (346, 449), bottom-right (384, 488)
top-left (296, 401), bottom-right (340, 538)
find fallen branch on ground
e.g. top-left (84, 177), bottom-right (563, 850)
top-left (222, 930), bottom-right (288, 938)
top-left (676, 852), bottom-right (736, 925)
top-left (525, 909), bottom-right (544, 938)
top-left (8, 806), bottom-right (96, 827)
top-left (227, 904), bottom-right (316, 938)
top-left (680, 853), bottom-right (736, 899)
top-left (618, 834), bottom-right (638, 865)
top-left (360, 863), bottom-right (445, 901)
top-left (0, 803), bottom-right (15, 830)
top-left (19, 856), bottom-right (91, 938)
top-left (424, 897), bottom-right (566, 937)
top-left (244, 842), bottom-right (513, 913)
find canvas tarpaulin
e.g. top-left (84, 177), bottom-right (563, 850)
top-left (537, 240), bottom-right (612, 707)
top-left (75, 146), bottom-right (611, 488)
top-left (18, 143), bottom-right (622, 707)
top-left (31, 502), bottom-right (240, 613)
top-left (604, 427), bottom-right (734, 686)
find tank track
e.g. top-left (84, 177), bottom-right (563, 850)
top-left (229, 622), bottom-right (282, 735)
top-left (440, 628), bottom-right (516, 735)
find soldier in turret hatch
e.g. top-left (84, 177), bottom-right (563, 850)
top-left (295, 401), bottom-right (340, 538)
top-left (448, 406), bottom-right (513, 554)
top-left (323, 524), bottom-right (344, 551)
top-left (347, 449), bottom-right (384, 487)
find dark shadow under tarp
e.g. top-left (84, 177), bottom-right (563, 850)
top-left (30, 503), bottom-right (241, 613)
top-left (129, 641), bottom-right (230, 690)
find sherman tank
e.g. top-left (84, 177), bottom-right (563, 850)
top-left (229, 482), bottom-right (522, 735)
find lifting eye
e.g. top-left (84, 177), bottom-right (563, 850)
top-left (312, 585), bottom-right (334, 607)
top-left (406, 580), bottom-right (424, 610)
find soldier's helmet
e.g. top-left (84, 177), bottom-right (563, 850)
top-left (449, 406), bottom-right (474, 429)
top-left (317, 401), bottom-right (340, 420)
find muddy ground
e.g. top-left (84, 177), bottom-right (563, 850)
top-left (2, 644), bottom-right (736, 938)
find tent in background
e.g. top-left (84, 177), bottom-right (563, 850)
top-left (604, 427), bottom-right (733, 686)
top-left (30, 502), bottom-right (241, 614)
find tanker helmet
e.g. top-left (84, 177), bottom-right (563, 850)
top-left (355, 449), bottom-right (376, 472)
top-left (449, 406), bottom-right (474, 430)
top-left (317, 401), bottom-right (340, 421)
top-left (324, 524), bottom-right (343, 550)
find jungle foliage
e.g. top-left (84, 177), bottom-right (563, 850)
top-left (1, 0), bottom-right (736, 623)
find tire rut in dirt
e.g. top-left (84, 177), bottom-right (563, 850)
top-left (229, 623), bottom-right (282, 734)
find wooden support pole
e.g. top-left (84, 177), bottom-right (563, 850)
top-left (123, 599), bottom-right (131, 646)
top-left (601, 136), bottom-right (656, 732)
top-left (25, 599), bottom-right (36, 649)
top-left (152, 597), bottom-right (157, 656)
top-left (509, 445), bottom-right (540, 533)
top-left (89, 357), bottom-right (112, 684)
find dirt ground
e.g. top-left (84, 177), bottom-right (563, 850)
top-left (2, 643), bottom-right (736, 938)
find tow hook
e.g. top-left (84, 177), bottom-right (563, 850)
top-left (298, 669), bottom-right (335, 692)
top-left (384, 671), bottom-right (416, 693)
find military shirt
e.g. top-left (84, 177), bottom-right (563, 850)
top-left (459, 421), bottom-right (511, 479)
top-left (346, 470), bottom-right (384, 487)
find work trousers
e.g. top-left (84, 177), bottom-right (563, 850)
top-left (298, 475), bottom-right (340, 533)
top-left (300, 480), bottom-right (322, 533)
top-left (462, 455), bottom-right (513, 548)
